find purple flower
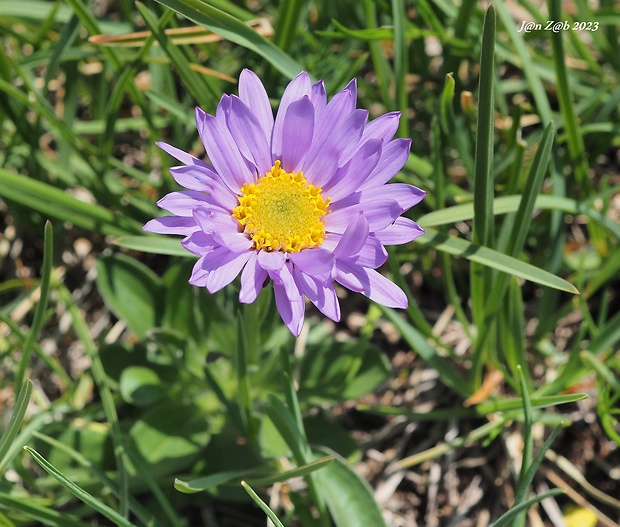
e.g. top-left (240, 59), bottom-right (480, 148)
top-left (144, 69), bottom-right (425, 336)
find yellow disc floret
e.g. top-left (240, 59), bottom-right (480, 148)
top-left (232, 161), bottom-right (330, 253)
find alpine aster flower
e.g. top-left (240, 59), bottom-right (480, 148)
top-left (144, 69), bottom-right (425, 336)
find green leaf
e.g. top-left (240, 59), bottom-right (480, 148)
top-left (416, 229), bottom-right (579, 294)
top-left (305, 414), bottom-right (361, 463)
top-left (113, 235), bottom-right (191, 257)
top-left (152, 0), bottom-right (304, 78)
top-left (119, 366), bottom-right (166, 406)
top-left (313, 451), bottom-right (389, 527)
top-left (298, 336), bottom-right (390, 402)
top-left (175, 468), bottom-right (256, 494)
top-left (129, 400), bottom-right (210, 476)
top-left (95, 254), bottom-right (164, 339)
top-left (174, 456), bottom-right (334, 493)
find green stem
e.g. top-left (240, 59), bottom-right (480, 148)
top-left (279, 347), bottom-right (331, 527)
top-left (235, 312), bottom-right (256, 441)
top-left (16, 221), bottom-right (53, 395)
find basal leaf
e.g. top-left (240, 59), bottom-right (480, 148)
top-left (95, 254), bottom-right (164, 339)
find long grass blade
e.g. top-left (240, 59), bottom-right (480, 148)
top-left (23, 447), bottom-right (138, 527)
top-left (470, 5), bottom-right (497, 387)
top-left (153, 0), bottom-right (303, 78)
top-left (15, 221), bottom-right (53, 393)
top-left (240, 481), bottom-right (286, 527)
top-left (0, 380), bottom-right (32, 475)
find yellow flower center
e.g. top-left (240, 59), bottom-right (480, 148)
top-left (232, 160), bottom-right (330, 253)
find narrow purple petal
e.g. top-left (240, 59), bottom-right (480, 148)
top-left (334, 211), bottom-right (369, 258)
top-left (143, 216), bottom-right (198, 236)
top-left (359, 183), bottom-right (427, 212)
top-left (207, 177), bottom-right (241, 211)
top-left (295, 270), bottom-right (341, 322)
top-left (271, 72), bottom-right (312, 162)
top-left (360, 138), bottom-right (411, 189)
top-left (288, 248), bottom-right (334, 277)
top-left (281, 96), bottom-right (315, 172)
top-left (324, 139), bottom-right (382, 202)
top-left (205, 250), bottom-right (252, 294)
top-left (325, 200), bottom-right (402, 233)
top-left (213, 231), bottom-right (253, 252)
top-left (156, 141), bottom-right (210, 168)
top-left (189, 256), bottom-right (209, 286)
top-left (339, 112), bottom-right (400, 165)
top-left (361, 111), bottom-right (401, 143)
top-left (310, 78), bottom-right (357, 152)
top-left (182, 231), bottom-right (217, 256)
top-left (197, 109), bottom-right (253, 191)
top-left (169, 165), bottom-right (213, 191)
top-left (310, 80), bottom-right (327, 117)
top-left (374, 217), bottom-right (425, 245)
top-left (226, 95), bottom-right (272, 175)
top-left (335, 261), bottom-right (407, 308)
top-left (215, 94), bottom-right (232, 121)
top-left (193, 207), bottom-right (239, 235)
top-left (239, 252), bottom-right (268, 303)
top-left (362, 268), bottom-right (408, 308)
top-left (333, 260), bottom-right (365, 292)
top-left (239, 69), bottom-right (274, 142)
top-left (272, 263), bottom-right (305, 336)
top-left (351, 236), bottom-right (388, 268)
top-left (157, 191), bottom-right (212, 216)
top-left (257, 249), bottom-right (286, 271)
top-left (302, 109), bottom-right (368, 187)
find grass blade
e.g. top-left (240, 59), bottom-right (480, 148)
top-left (15, 221), bottom-right (53, 393)
top-left (472, 4), bottom-right (496, 250)
top-left (240, 481), bottom-right (286, 527)
top-left (135, 2), bottom-right (220, 108)
top-left (391, 0), bottom-right (409, 138)
top-left (418, 192), bottom-right (620, 240)
top-left (0, 380), bottom-right (32, 475)
top-left (24, 447), bottom-right (138, 527)
top-left (273, 0), bottom-right (303, 53)
top-left (0, 493), bottom-right (90, 527)
top-left (416, 229), bottom-right (579, 294)
top-left (0, 168), bottom-right (142, 236)
top-left (489, 488), bottom-right (565, 527)
top-left (470, 5), bottom-right (496, 386)
top-left (549, 0), bottom-right (589, 193)
top-left (57, 285), bottom-right (130, 519)
top-left (363, 0), bottom-right (392, 107)
top-left (513, 366), bottom-right (534, 527)
top-left (153, 0), bottom-right (303, 79)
